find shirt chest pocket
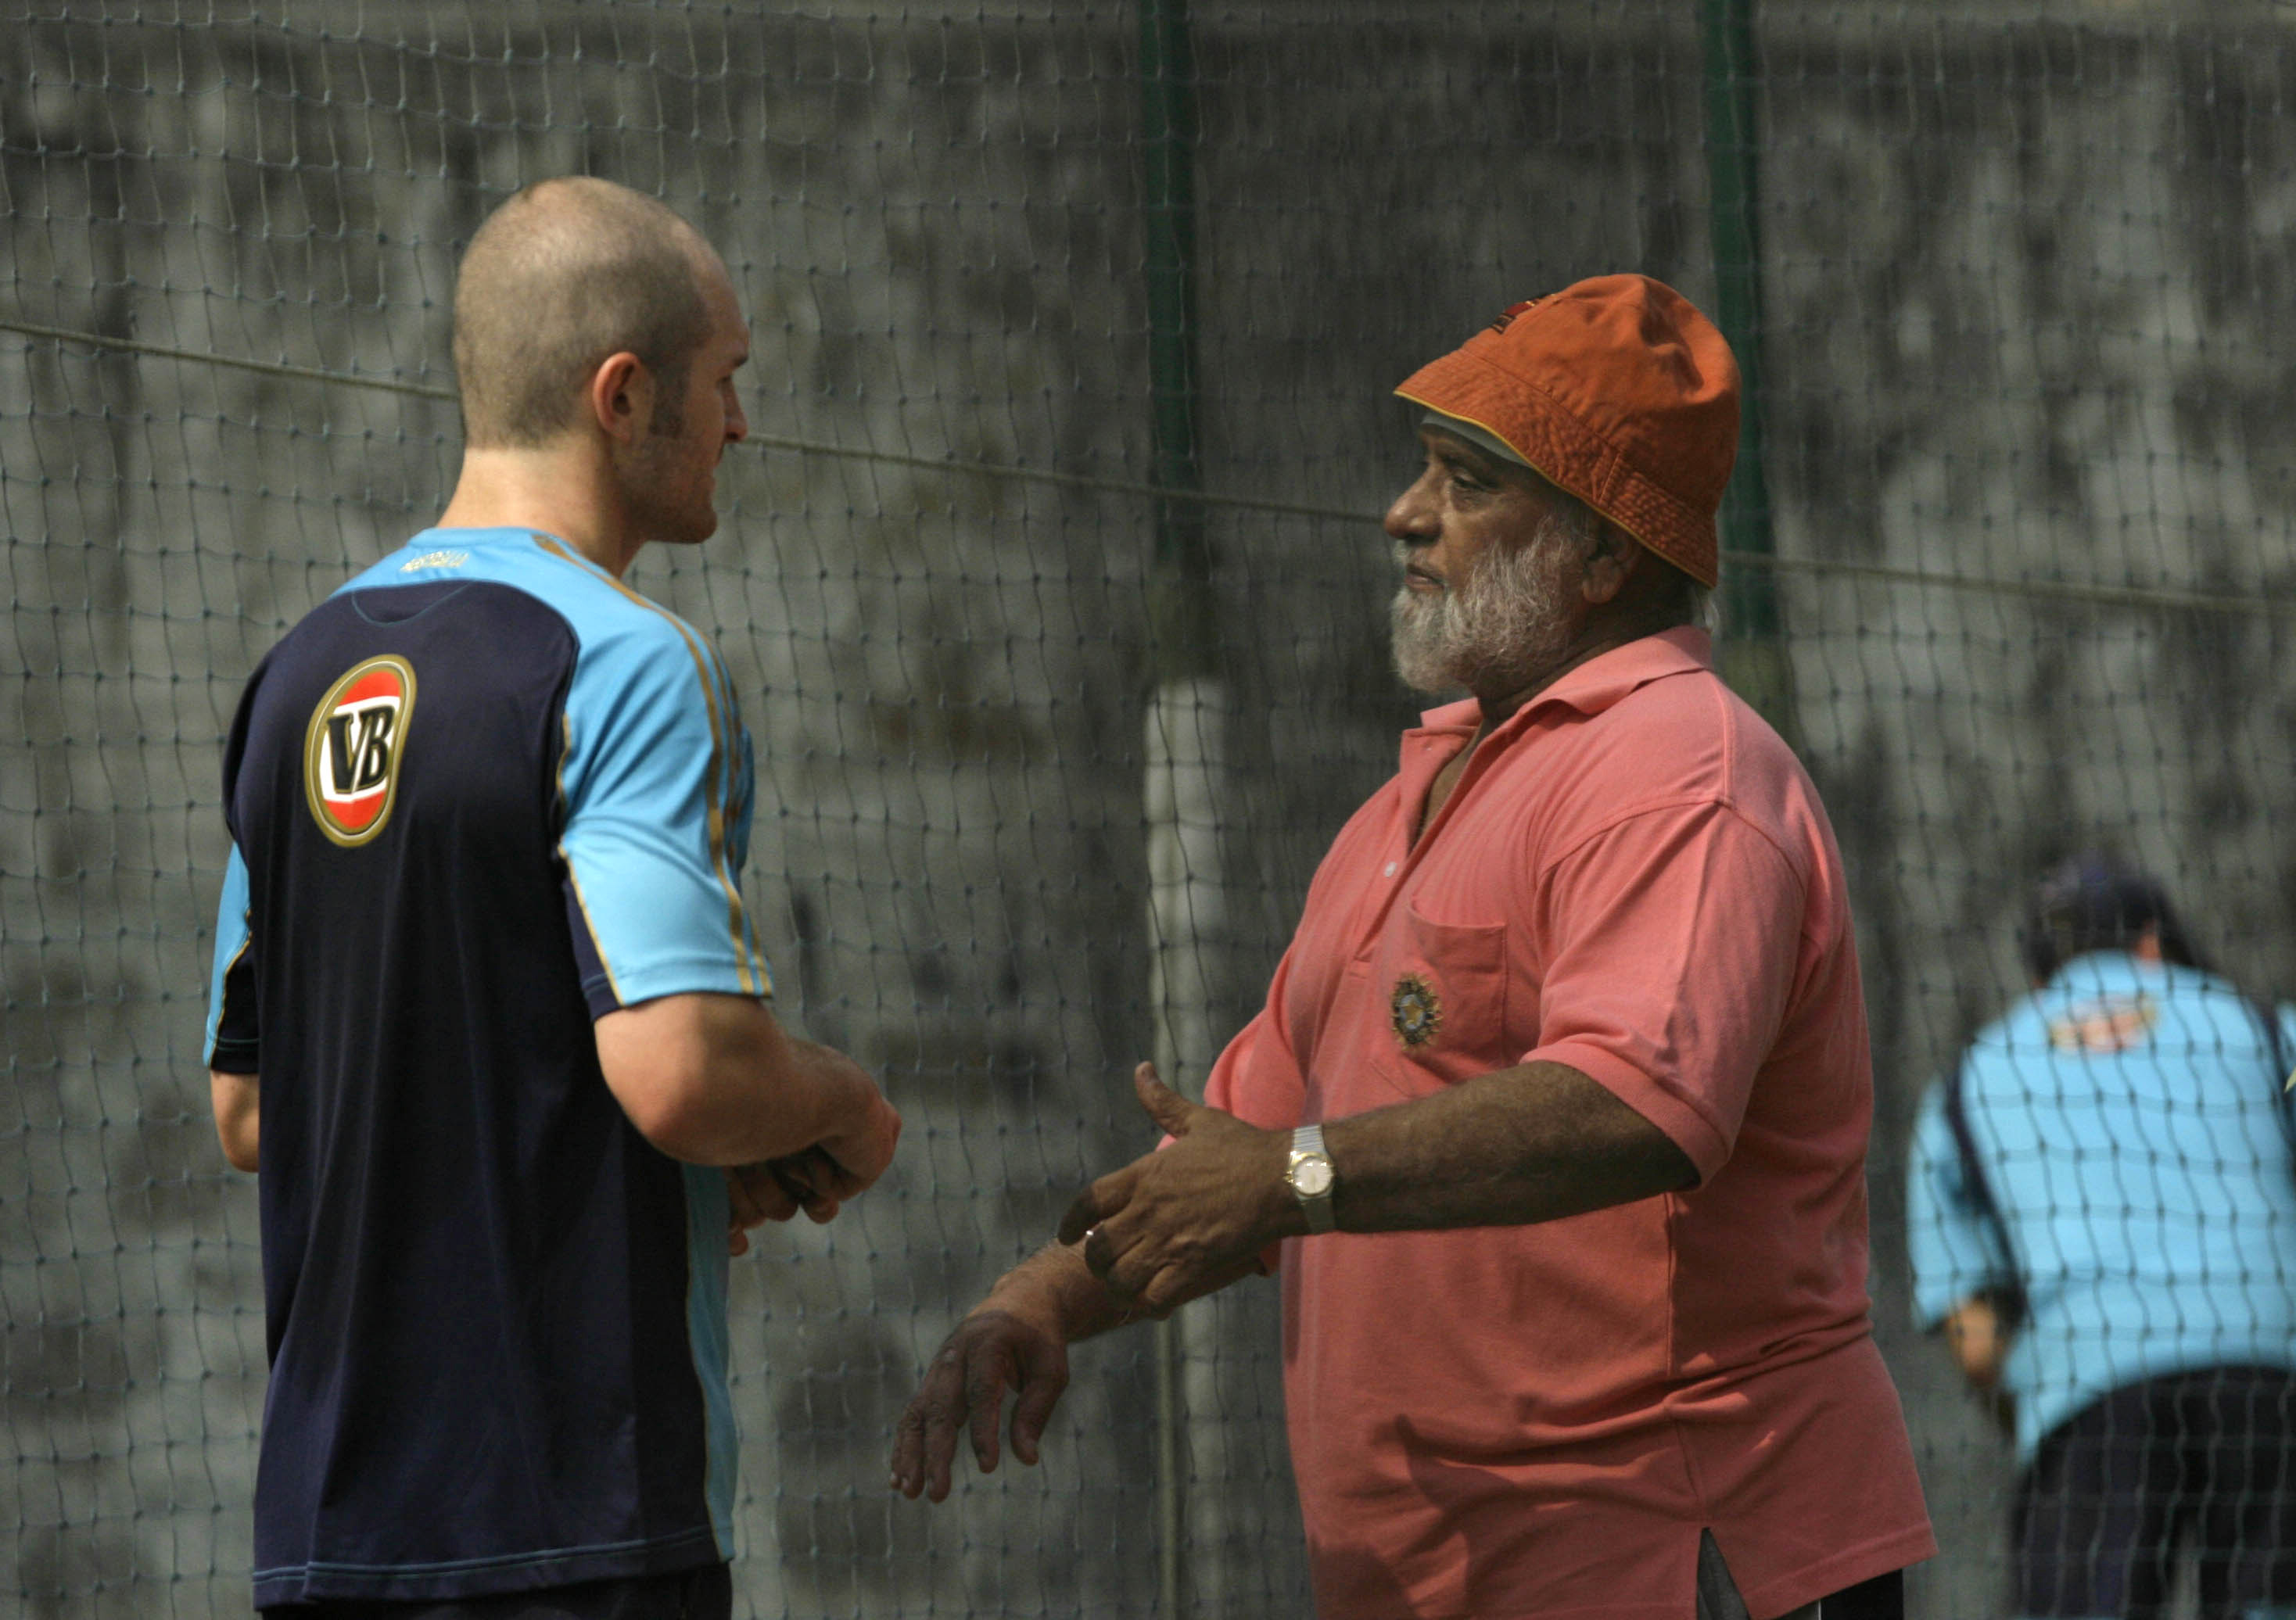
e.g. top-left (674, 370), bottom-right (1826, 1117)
top-left (1366, 899), bottom-right (1512, 1101)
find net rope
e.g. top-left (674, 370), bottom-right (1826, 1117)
top-left (5, 314), bottom-right (2283, 620)
top-left (7, 6), bottom-right (2295, 1617)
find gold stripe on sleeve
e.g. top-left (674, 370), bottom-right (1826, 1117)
top-left (536, 536), bottom-right (763, 996)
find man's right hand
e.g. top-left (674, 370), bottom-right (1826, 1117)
top-left (726, 1089), bottom-right (902, 1249)
top-left (1944, 1296), bottom-right (2009, 1389)
top-left (891, 1287), bottom-right (1072, 1503)
top-left (813, 1083), bottom-right (902, 1198)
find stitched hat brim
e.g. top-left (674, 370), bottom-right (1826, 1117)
top-left (1397, 349), bottom-right (1722, 589)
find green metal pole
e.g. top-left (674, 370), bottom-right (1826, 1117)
top-left (1138, 5), bottom-right (1209, 1618)
top-left (1140, 0), bottom-right (1216, 682)
top-left (1700, 0), bottom-right (1799, 741)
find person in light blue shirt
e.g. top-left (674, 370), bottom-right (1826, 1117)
top-left (1909, 855), bottom-right (2296, 1619)
top-left (204, 177), bottom-right (902, 1618)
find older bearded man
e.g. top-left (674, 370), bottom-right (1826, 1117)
top-left (892, 275), bottom-right (1933, 1620)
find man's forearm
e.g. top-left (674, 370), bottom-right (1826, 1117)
top-left (1060, 1059), bottom-right (1695, 1320)
top-left (988, 1241), bottom-right (1144, 1345)
top-left (1319, 1059), bottom-right (1699, 1234)
top-left (779, 1037), bottom-right (879, 1138)
top-left (596, 993), bottom-right (891, 1169)
top-left (687, 1027), bottom-right (881, 1168)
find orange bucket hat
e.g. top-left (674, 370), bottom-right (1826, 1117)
top-left (1394, 274), bottom-right (1739, 588)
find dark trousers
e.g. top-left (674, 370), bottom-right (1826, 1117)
top-left (1695, 1529), bottom-right (1906, 1620)
top-left (2016, 1365), bottom-right (2296, 1619)
top-left (262, 1564), bottom-right (730, 1620)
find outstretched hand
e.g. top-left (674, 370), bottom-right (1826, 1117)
top-left (889, 1064), bottom-right (1283, 1502)
top-left (891, 1296), bottom-right (1071, 1503)
top-left (1054, 1063), bottom-right (1289, 1316)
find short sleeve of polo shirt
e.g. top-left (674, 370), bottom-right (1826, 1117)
top-left (1202, 955), bottom-right (1313, 1274)
top-left (557, 617), bottom-right (770, 1018)
top-left (1905, 1081), bottom-right (2009, 1328)
top-left (1204, 949), bottom-right (1311, 1131)
top-left (1521, 800), bottom-right (1803, 1181)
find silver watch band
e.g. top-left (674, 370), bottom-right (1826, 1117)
top-left (1289, 1122), bottom-right (1337, 1233)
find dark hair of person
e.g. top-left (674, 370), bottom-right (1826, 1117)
top-left (2019, 852), bottom-right (2208, 984)
top-left (453, 177), bottom-right (709, 449)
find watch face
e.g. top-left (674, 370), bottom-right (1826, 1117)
top-left (1291, 1155), bottom-right (1334, 1198)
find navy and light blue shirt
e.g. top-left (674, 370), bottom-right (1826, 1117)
top-left (204, 529), bottom-right (770, 1607)
top-left (1908, 952), bottom-right (2296, 1461)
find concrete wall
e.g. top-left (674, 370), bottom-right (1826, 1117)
top-left (3, 3), bottom-right (2291, 1614)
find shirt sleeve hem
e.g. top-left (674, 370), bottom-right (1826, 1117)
top-left (1525, 1040), bottom-right (1732, 1181)
top-left (586, 960), bottom-right (776, 1019)
top-left (206, 1038), bottom-right (260, 1073)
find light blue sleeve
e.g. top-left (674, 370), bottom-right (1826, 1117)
top-left (558, 615), bottom-right (771, 1014)
top-left (1906, 1081), bottom-right (2008, 1328)
top-left (204, 843), bottom-right (260, 1069)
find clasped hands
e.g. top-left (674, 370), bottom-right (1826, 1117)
top-left (724, 1147), bottom-right (850, 1253)
top-left (726, 1094), bottom-right (904, 1254)
top-left (889, 1063), bottom-right (1291, 1501)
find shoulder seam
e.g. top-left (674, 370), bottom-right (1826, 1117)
top-left (1535, 795), bottom-right (1813, 930)
top-left (537, 536), bottom-right (766, 996)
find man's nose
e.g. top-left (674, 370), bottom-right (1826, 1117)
top-left (1384, 471), bottom-right (1438, 543)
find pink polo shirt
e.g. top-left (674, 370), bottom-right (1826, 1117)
top-left (1205, 627), bottom-right (1933, 1619)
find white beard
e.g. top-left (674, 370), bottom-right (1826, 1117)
top-left (1389, 522), bottom-right (1576, 696)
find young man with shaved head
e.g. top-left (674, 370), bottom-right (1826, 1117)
top-left (205, 177), bottom-right (899, 1618)
top-left (895, 278), bottom-right (1935, 1618)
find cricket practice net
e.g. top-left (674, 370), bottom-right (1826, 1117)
top-left (5, 4), bottom-right (2294, 1615)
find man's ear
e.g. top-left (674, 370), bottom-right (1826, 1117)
top-left (1578, 522), bottom-right (1644, 607)
top-left (587, 351), bottom-right (652, 446)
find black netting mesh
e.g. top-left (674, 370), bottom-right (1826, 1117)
top-left (5, 4), bottom-right (2293, 1615)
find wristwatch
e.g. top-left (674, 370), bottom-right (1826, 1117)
top-left (1286, 1123), bottom-right (1338, 1233)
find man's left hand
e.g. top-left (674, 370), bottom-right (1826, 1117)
top-left (1054, 1063), bottom-right (1290, 1314)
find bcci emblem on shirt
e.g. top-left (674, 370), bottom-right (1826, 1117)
top-left (303, 655), bottom-right (415, 848)
top-left (1391, 973), bottom-right (1442, 1048)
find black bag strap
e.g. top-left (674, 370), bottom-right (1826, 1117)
top-left (1939, 1052), bottom-right (2029, 1331)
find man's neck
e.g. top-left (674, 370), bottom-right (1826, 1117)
top-left (1469, 611), bottom-right (1679, 739)
top-left (436, 444), bottom-right (638, 578)
top-left (1419, 612), bottom-right (1681, 842)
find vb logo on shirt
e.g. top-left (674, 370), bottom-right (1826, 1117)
top-left (303, 656), bottom-right (416, 847)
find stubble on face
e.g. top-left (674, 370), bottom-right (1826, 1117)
top-left (1389, 516), bottom-right (1581, 696)
top-left (627, 263), bottom-right (744, 547)
top-left (625, 405), bottom-right (719, 547)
